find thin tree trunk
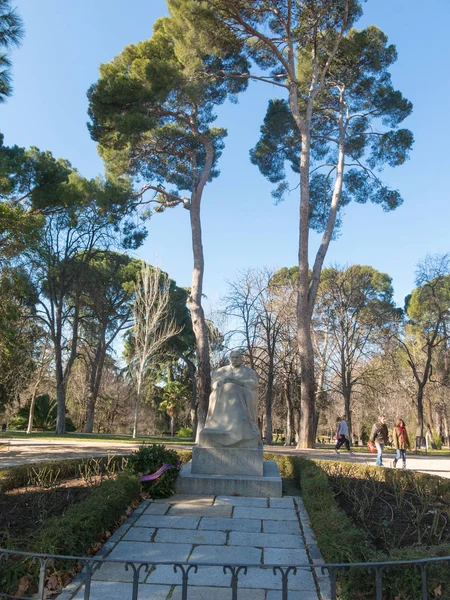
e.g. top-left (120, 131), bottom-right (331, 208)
top-left (417, 384), bottom-right (425, 438)
top-left (27, 382), bottom-right (39, 434)
top-left (426, 396), bottom-right (434, 431)
top-left (188, 191), bottom-right (211, 434)
top-left (85, 343), bottom-right (107, 433)
top-left (184, 356), bottom-right (198, 439)
top-left (133, 375), bottom-right (142, 439)
top-left (284, 381), bottom-right (294, 446)
top-left (27, 340), bottom-right (49, 434)
top-left (296, 131), bottom-right (315, 449)
top-left (265, 377), bottom-right (273, 445)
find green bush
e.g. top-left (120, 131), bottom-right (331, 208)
top-left (0, 472), bottom-right (140, 596)
top-left (127, 443), bottom-right (180, 498)
top-left (8, 394), bottom-right (76, 432)
top-left (176, 427), bottom-right (193, 438)
top-left (294, 457), bottom-right (450, 599)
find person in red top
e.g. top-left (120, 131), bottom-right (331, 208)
top-left (392, 418), bottom-right (411, 469)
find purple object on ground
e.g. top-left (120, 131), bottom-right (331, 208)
top-left (138, 460), bottom-right (181, 482)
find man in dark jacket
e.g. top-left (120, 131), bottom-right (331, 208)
top-left (369, 415), bottom-right (389, 466)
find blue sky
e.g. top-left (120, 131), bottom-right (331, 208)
top-left (2, 0), bottom-right (450, 313)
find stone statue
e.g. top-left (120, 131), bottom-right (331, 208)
top-left (198, 350), bottom-right (261, 448)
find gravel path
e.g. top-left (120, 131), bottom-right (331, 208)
top-left (1, 439), bottom-right (449, 479)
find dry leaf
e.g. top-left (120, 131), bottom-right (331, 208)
top-left (434, 584), bottom-right (442, 596)
top-left (45, 573), bottom-right (60, 590)
top-left (14, 575), bottom-right (31, 596)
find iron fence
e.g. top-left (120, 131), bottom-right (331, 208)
top-left (1, 547), bottom-right (450, 600)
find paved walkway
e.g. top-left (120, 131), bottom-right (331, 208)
top-left (2, 438), bottom-right (450, 479)
top-left (59, 494), bottom-right (329, 600)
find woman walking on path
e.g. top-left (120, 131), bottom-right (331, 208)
top-left (392, 419), bottom-right (411, 468)
top-left (334, 416), bottom-right (353, 455)
top-left (369, 415), bottom-right (389, 466)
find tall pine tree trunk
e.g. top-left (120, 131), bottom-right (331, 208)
top-left (296, 131), bottom-right (315, 449)
top-left (188, 191), bottom-right (211, 434)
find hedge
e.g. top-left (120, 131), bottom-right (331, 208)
top-left (295, 458), bottom-right (450, 599)
top-left (0, 472), bottom-right (140, 595)
top-left (0, 454), bottom-right (128, 493)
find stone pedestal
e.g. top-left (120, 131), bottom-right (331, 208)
top-left (191, 446), bottom-right (264, 476)
top-left (177, 459), bottom-right (282, 498)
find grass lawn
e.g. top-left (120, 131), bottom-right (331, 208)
top-left (0, 431), bottom-right (194, 444)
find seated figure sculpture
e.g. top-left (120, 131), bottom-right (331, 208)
top-left (198, 350), bottom-right (261, 448)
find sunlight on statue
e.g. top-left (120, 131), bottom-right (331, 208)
top-left (198, 350), bottom-right (261, 448)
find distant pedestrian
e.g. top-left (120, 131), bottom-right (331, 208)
top-left (392, 419), bottom-right (411, 468)
top-left (369, 415), bottom-right (389, 466)
top-left (334, 416), bottom-right (353, 455)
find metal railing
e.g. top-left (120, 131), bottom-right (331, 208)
top-left (1, 547), bottom-right (450, 600)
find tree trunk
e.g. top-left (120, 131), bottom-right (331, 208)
top-left (296, 131), bottom-right (315, 449)
top-left (426, 396), bottom-right (434, 431)
top-left (55, 338), bottom-right (66, 434)
top-left (27, 384), bottom-right (39, 434)
top-left (284, 381), bottom-right (294, 446)
top-left (133, 375), bottom-right (142, 439)
top-left (85, 342), bottom-right (107, 433)
top-left (416, 384), bottom-right (425, 438)
top-left (265, 386), bottom-right (273, 446)
top-left (170, 414), bottom-right (175, 438)
top-left (184, 356), bottom-right (198, 439)
top-left (187, 192), bottom-right (211, 434)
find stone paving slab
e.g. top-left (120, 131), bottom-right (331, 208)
top-left (234, 506), bottom-right (298, 521)
top-left (154, 527), bottom-right (227, 545)
top-left (171, 586), bottom-right (266, 600)
top-left (263, 520), bottom-right (301, 535)
top-left (263, 548), bottom-right (309, 566)
top-left (122, 527), bottom-right (155, 542)
top-left (269, 497), bottom-right (295, 508)
top-left (266, 590), bottom-right (320, 600)
top-left (214, 496), bottom-right (268, 507)
top-left (238, 567), bottom-right (317, 591)
top-left (168, 504), bottom-right (233, 518)
top-left (147, 565), bottom-right (231, 587)
top-left (142, 503), bottom-right (170, 515)
top-left (153, 494), bottom-right (215, 505)
top-left (91, 561), bottom-right (148, 582)
top-left (72, 582), bottom-right (171, 600)
top-left (198, 516), bottom-right (262, 532)
top-left (189, 544), bottom-right (262, 565)
top-left (228, 531), bottom-right (304, 549)
top-left (134, 514), bottom-right (200, 529)
top-left (107, 541), bottom-right (192, 563)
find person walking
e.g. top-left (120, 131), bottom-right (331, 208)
top-left (392, 418), bottom-right (411, 468)
top-left (369, 414), bottom-right (389, 466)
top-left (334, 416), bottom-right (353, 455)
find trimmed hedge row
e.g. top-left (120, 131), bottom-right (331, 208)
top-left (0, 472), bottom-right (140, 595)
top-left (0, 454), bottom-right (128, 493)
top-left (296, 458), bottom-right (450, 599)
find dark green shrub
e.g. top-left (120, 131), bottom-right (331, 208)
top-left (0, 472), bottom-right (140, 596)
top-left (8, 394), bottom-right (76, 432)
top-left (127, 444), bottom-right (180, 498)
top-left (294, 457), bottom-right (450, 599)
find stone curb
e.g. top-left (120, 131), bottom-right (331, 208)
top-left (294, 496), bottom-right (331, 600)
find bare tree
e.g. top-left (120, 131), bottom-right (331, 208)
top-left (130, 264), bottom-right (181, 439)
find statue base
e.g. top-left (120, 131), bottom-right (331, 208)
top-left (191, 445), bottom-right (264, 476)
top-left (177, 460), bottom-right (282, 498)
